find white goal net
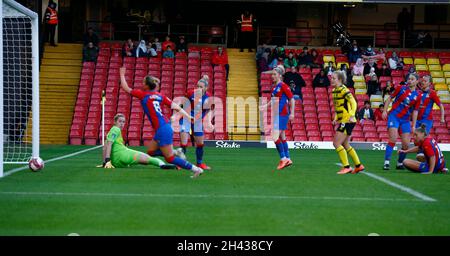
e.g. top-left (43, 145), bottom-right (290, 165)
top-left (0, 0), bottom-right (39, 177)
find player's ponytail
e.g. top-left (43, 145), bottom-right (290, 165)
top-left (144, 75), bottom-right (159, 90)
top-left (416, 123), bottom-right (428, 136)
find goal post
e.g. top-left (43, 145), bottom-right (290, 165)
top-left (0, 0), bottom-right (39, 177)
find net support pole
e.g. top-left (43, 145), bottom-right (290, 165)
top-left (31, 8), bottom-right (39, 158)
top-left (0, 0), bottom-right (4, 178)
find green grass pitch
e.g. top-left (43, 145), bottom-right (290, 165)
top-left (0, 145), bottom-right (449, 235)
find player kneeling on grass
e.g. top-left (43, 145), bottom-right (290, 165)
top-left (398, 124), bottom-right (448, 174)
top-left (98, 113), bottom-right (176, 169)
top-left (331, 70), bottom-right (365, 175)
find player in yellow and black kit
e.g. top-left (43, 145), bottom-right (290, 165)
top-left (331, 71), bottom-right (365, 175)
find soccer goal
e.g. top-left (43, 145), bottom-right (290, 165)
top-left (0, 0), bottom-right (39, 177)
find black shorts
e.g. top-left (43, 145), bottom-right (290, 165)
top-left (336, 123), bottom-right (356, 135)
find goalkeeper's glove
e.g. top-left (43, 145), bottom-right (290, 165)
top-left (96, 158), bottom-right (115, 168)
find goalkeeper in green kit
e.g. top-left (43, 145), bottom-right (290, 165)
top-left (98, 113), bottom-right (176, 169)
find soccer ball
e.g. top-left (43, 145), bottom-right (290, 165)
top-left (29, 157), bottom-right (44, 172)
top-left (174, 148), bottom-right (186, 160)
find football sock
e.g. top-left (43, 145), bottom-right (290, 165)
top-left (282, 140), bottom-right (290, 159)
top-left (181, 143), bottom-right (187, 154)
top-left (384, 142), bottom-right (395, 161)
top-left (346, 147), bottom-right (361, 167)
top-left (275, 139), bottom-right (286, 159)
top-left (147, 156), bottom-right (165, 167)
top-left (165, 155), bottom-right (193, 170)
top-left (336, 145), bottom-right (350, 168)
top-left (398, 150), bottom-right (407, 164)
top-left (196, 144), bottom-right (204, 164)
top-left (148, 149), bottom-right (163, 157)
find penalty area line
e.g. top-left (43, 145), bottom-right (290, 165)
top-left (335, 163), bottom-right (437, 202)
top-left (3, 145), bottom-right (103, 178)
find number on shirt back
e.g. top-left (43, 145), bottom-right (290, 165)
top-left (153, 100), bottom-right (162, 115)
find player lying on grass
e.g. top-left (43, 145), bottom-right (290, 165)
top-left (98, 113), bottom-right (176, 169)
top-left (179, 75), bottom-right (212, 170)
top-left (331, 70), bottom-right (365, 174)
top-left (119, 67), bottom-right (204, 178)
top-left (398, 124), bottom-right (448, 174)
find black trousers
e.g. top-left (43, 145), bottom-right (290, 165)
top-left (240, 31), bottom-right (254, 51)
top-left (45, 24), bottom-right (57, 45)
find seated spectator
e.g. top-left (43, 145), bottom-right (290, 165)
top-left (362, 44), bottom-right (376, 59)
top-left (358, 101), bottom-right (375, 123)
top-left (374, 104), bottom-right (384, 121)
top-left (147, 42), bottom-right (157, 57)
top-left (397, 57), bottom-right (405, 70)
top-left (341, 64), bottom-right (354, 88)
top-left (313, 70), bottom-right (330, 88)
top-left (310, 49), bottom-right (323, 68)
top-left (212, 46), bottom-right (230, 80)
top-left (379, 63), bottom-right (391, 77)
top-left (269, 56), bottom-right (284, 69)
top-left (382, 80), bottom-right (394, 101)
top-left (162, 35), bottom-right (176, 52)
top-left (176, 36), bottom-right (187, 53)
top-left (367, 74), bottom-right (380, 97)
top-left (324, 61), bottom-right (335, 76)
top-left (348, 41), bottom-right (362, 63)
top-left (272, 45), bottom-right (285, 60)
top-left (83, 27), bottom-right (99, 47)
top-left (135, 40), bottom-right (148, 58)
top-left (162, 45), bottom-right (174, 58)
top-left (256, 43), bottom-right (269, 60)
top-left (405, 66), bottom-right (416, 81)
top-left (298, 47), bottom-right (313, 68)
top-left (352, 58), bottom-right (364, 76)
top-left (363, 59), bottom-right (378, 76)
top-left (153, 37), bottom-right (162, 52)
top-left (388, 51), bottom-right (400, 70)
top-left (123, 38), bottom-right (135, 57)
top-left (284, 66), bottom-right (305, 95)
top-left (257, 48), bottom-right (271, 73)
top-left (82, 42), bottom-right (98, 62)
top-left (284, 52), bottom-right (298, 69)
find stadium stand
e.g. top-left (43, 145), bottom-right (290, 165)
top-left (70, 42), bottom-right (228, 146)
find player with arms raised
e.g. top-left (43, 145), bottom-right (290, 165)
top-left (119, 67), bottom-right (204, 178)
top-left (399, 124), bottom-right (448, 174)
top-left (331, 70), bottom-right (365, 174)
top-left (99, 113), bottom-right (176, 169)
top-left (179, 75), bottom-right (212, 170)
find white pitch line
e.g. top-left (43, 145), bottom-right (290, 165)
top-left (3, 145), bottom-right (103, 177)
top-left (0, 191), bottom-right (419, 202)
top-left (335, 163), bottom-right (437, 202)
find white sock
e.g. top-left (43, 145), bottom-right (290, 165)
top-left (384, 160), bottom-right (390, 165)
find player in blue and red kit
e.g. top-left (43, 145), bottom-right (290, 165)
top-left (180, 75), bottom-right (212, 170)
top-left (262, 65), bottom-right (295, 170)
top-left (399, 124), bottom-right (448, 174)
top-left (382, 73), bottom-right (421, 170)
top-left (119, 67), bottom-right (204, 178)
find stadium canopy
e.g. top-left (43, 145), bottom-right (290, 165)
top-left (206, 0), bottom-right (450, 4)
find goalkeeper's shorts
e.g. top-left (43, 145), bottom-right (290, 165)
top-left (111, 149), bottom-right (141, 168)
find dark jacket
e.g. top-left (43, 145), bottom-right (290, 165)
top-left (313, 74), bottom-right (330, 87)
top-left (358, 108), bottom-right (375, 121)
top-left (363, 63), bottom-right (379, 76)
top-left (83, 46), bottom-right (98, 62)
top-left (83, 33), bottom-right (99, 47)
top-left (284, 72), bottom-right (306, 89)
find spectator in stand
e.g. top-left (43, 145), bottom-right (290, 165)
top-left (358, 101), bottom-right (375, 123)
top-left (388, 51), bottom-right (401, 70)
top-left (374, 104), bottom-right (384, 121)
top-left (153, 37), bottom-right (162, 52)
top-left (382, 80), bottom-right (394, 101)
top-left (341, 64), bottom-right (354, 88)
top-left (310, 49), bottom-right (323, 68)
top-left (256, 43), bottom-right (269, 60)
top-left (362, 44), bottom-right (376, 59)
top-left (348, 41), bottom-right (362, 63)
top-left (269, 55), bottom-right (284, 69)
top-left (363, 59), bottom-right (378, 76)
top-left (176, 36), bottom-right (187, 53)
top-left (83, 27), bottom-right (99, 47)
top-left (405, 66), bottom-right (417, 81)
top-left (284, 51), bottom-right (298, 69)
top-left (284, 66), bottom-right (305, 94)
top-left (352, 58), bottom-right (364, 76)
top-left (212, 46), bottom-right (230, 81)
top-left (324, 61), bottom-right (335, 76)
top-left (272, 45), bottom-right (285, 60)
top-left (82, 42), bottom-right (98, 62)
top-left (123, 38), bottom-right (135, 57)
top-left (367, 74), bottom-right (380, 97)
top-left (397, 57), bottom-right (405, 70)
top-left (379, 63), bottom-right (391, 77)
top-left (298, 47), bottom-right (313, 68)
top-left (162, 45), bottom-right (175, 58)
top-left (43, 1), bottom-right (58, 47)
top-left (162, 35), bottom-right (176, 53)
top-left (135, 40), bottom-right (148, 58)
top-left (257, 48), bottom-right (271, 73)
top-left (313, 70), bottom-right (330, 88)
top-left (147, 42), bottom-right (157, 57)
